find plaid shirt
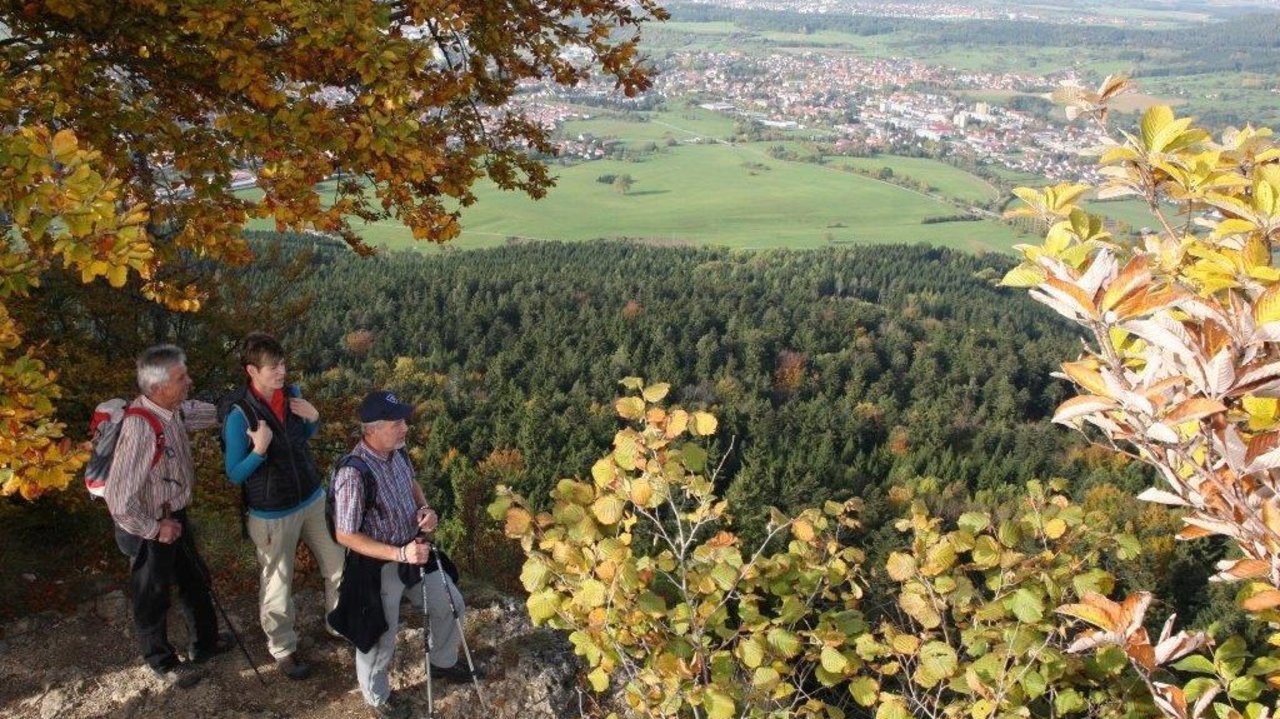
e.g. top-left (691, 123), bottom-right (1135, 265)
top-left (332, 441), bottom-right (420, 545)
top-left (105, 396), bottom-right (217, 539)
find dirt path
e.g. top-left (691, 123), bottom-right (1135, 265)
top-left (0, 586), bottom-right (574, 719)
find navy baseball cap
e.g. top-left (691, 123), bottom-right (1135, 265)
top-left (358, 390), bottom-right (414, 422)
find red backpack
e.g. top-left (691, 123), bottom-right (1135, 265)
top-left (84, 399), bottom-right (165, 499)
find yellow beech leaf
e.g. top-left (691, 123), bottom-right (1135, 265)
top-left (1000, 264), bottom-right (1047, 288)
top-left (588, 667), bottom-right (609, 692)
top-left (876, 694), bottom-right (911, 719)
top-left (886, 552), bottom-right (917, 581)
top-left (505, 507), bottom-right (532, 536)
top-left (51, 129), bottom-right (78, 162)
top-left (1044, 517), bottom-right (1067, 540)
top-left (792, 517), bottom-right (815, 542)
top-left (641, 383), bottom-right (670, 402)
top-left (629, 478), bottom-right (654, 506)
top-left (891, 633), bottom-right (920, 654)
top-left (591, 458), bottom-right (617, 488)
top-left (691, 411), bottom-right (718, 436)
top-left (1060, 360), bottom-right (1109, 397)
top-left (591, 495), bottom-right (625, 525)
top-left (615, 397), bottom-right (645, 420)
top-left (665, 409), bottom-right (689, 438)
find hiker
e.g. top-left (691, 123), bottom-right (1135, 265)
top-left (221, 332), bottom-right (345, 680)
top-left (106, 344), bottom-right (231, 688)
top-left (328, 390), bottom-right (471, 719)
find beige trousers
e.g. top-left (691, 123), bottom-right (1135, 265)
top-left (246, 496), bottom-right (346, 659)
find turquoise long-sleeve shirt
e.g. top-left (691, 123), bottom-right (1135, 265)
top-left (222, 386), bottom-right (323, 519)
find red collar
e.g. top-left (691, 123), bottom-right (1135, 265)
top-left (250, 385), bottom-right (286, 423)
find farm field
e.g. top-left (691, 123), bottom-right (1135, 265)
top-left (244, 138), bottom-right (1026, 253)
top-left (830, 155), bottom-right (1000, 204)
top-left (381, 143), bottom-right (1023, 252)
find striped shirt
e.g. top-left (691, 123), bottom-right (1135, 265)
top-left (332, 441), bottom-right (420, 545)
top-left (105, 396), bottom-right (217, 539)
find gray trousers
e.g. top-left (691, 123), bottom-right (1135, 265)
top-left (356, 561), bottom-right (464, 707)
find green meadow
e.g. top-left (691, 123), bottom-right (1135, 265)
top-left (316, 137), bottom-right (1021, 253)
top-left (243, 106), bottom-right (1029, 254)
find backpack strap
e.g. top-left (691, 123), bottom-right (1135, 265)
top-left (336, 454), bottom-right (381, 532)
top-left (335, 448), bottom-right (411, 533)
top-left (124, 407), bottom-right (165, 467)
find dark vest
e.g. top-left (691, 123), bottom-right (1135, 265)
top-left (232, 387), bottom-right (322, 512)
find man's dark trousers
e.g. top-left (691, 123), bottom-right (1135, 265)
top-left (114, 510), bottom-right (218, 671)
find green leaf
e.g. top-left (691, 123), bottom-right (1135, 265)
top-left (1173, 655), bottom-right (1218, 675)
top-left (527, 590), bottom-right (560, 624)
top-left (855, 634), bottom-right (889, 661)
top-left (711, 562), bottom-right (738, 590)
top-left (997, 520), bottom-right (1021, 548)
top-left (1115, 534), bottom-right (1141, 560)
top-left (958, 512), bottom-right (990, 533)
top-left (637, 591), bottom-right (666, 616)
top-left (1072, 569), bottom-right (1115, 598)
top-left (767, 628), bottom-right (802, 658)
top-left (1021, 669), bottom-right (1047, 698)
top-left (1054, 688), bottom-right (1087, 715)
top-left (1229, 676), bottom-right (1264, 702)
top-left (682, 443), bottom-right (708, 472)
top-left (848, 676), bottom-right (879, 707)
top-left (1216, 636), bottom-right (1248, 680)
top-left (1005, 588), bottom-right (1045, 623)
top-left (1184, 676), bottom-right (1220, 702)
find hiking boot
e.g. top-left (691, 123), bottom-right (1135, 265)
top-left (153, 661), bottom-right (204, 689)
top-left (276, 653), bottom-right (312, 680)
top-left (190, 630), bottom-right (235, 664)
top-left (429, 661), bottom-right (481, 684)
top-left (371, 693), bottom-right (411, 719)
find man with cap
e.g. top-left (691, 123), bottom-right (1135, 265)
top-left (328, 390), bottom-right (471, 719)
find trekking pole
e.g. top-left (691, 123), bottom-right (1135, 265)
top-left (422, 563), bottom-right (434, 719)
top-left (428, 541), bottom-right (487, 708)
top-left (164, 504), bottom-right (267, 686)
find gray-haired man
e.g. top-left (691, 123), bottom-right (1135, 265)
top-left (329, 390), bottom-right (469, 719)
top-left (106, 344), bottom-right (231, 688)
